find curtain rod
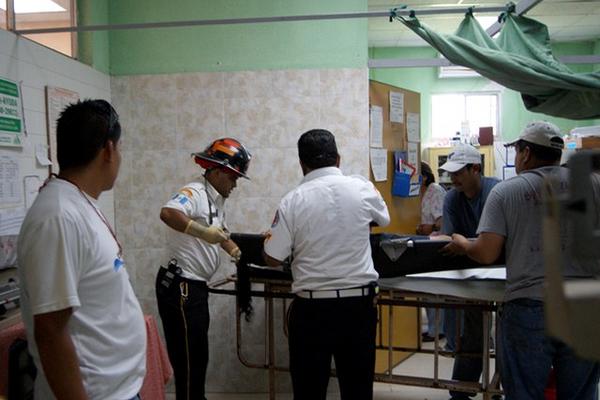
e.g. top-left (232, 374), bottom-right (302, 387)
top-left (369, 55), bottom-right (600, 68)
top-left (14, 6), bottom-right (506, 35)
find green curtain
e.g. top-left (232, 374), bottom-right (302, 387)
top-left (397, 11), bottom-right (600, 120)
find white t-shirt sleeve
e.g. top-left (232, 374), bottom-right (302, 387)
top-left (264, 205), bottom-right (293, 262)
top-left (163, 185), bottom-right (209, 223)
top-left (20, 215), bottom-right (81, 315)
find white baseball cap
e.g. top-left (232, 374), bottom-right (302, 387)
top-left (439, 144), bottom-right (482, 173)
top-left (505, 121), bottom-right (564, 150)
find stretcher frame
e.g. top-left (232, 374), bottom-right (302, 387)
top-left (209, 275), bottom-right (504, 400)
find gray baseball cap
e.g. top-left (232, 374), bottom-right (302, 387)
top-left (505, 121), bottom-right (564, 150)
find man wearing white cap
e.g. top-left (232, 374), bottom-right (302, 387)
top-left (438, 144), bottom-right (500, 400)
top-left (449, 121), bottom-right (600, 399)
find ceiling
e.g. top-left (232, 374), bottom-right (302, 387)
top-left (368, 0), bottom-right (600, 47)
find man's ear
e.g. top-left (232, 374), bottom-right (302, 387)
top-left (335, 154), bottom-right (340, 168)
top-left (104, 140), bottom-right (118, 162)
top-left (522, 146), bottom-right (532, 165)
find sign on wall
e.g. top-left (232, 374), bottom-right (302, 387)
top-left (46, 86), bottom-right (79, 174)
top-left (0, 77), bottom-right (23, 147)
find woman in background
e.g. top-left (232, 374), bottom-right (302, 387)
top-left (417, 161), bottom-right (447, 342)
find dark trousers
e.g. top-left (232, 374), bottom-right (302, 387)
top-left (156, 268), bottom-right (209, 400)
top-left (288, 295), bottom-right (378, 400)
top-left (450, 308), bottom-right (484, 399)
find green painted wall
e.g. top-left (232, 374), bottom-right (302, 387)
top-left (77, 0), bottom-right (110, 74)
top-left (369, 42), bottom-right (598, 144)
top-left (102, 0), bottom-right (367, 75)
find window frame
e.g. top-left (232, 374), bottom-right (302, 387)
top-left (430, 90), bottom-right (501, 142)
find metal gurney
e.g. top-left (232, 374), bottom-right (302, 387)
top-left (208, 233), bottom-right (505, 399)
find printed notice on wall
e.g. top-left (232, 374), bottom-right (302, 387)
top-left (0, 77), bottom-right (24, 147)
top-left (407, 142), bottom-right (419, 174)
top-left (389, 91), bottom-right (404, 123)
top-left (46, 86), bottom-right (79, 174)
top-left (407, 113), bottom-right (420, 142)
top-left (0, 152), bottom-right (21, 204)
top-left (370, 148), bottom-right (387, 182)
top-left (370, 105), bottom-right (383, 147)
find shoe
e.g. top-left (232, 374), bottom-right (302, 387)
top-left (421, 332), bottom-right (445, 342)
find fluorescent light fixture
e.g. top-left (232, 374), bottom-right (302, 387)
top-left (0, 0), bottom-right (66, 14)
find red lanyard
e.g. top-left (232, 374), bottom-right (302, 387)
top-left (48, 174), bottom-right (123, 259)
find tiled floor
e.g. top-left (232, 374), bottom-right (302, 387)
top-left (169, 341), bottom-right (494, 400)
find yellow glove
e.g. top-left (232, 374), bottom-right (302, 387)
top-left (229, 247), bottom-right (242, 263)
top-left (184, 220), bottom-right (229, 244)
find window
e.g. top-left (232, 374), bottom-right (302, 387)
top-left (1, 0), bottom-right (75, 57)
top-left (431, 92), bottom-right (499, 141)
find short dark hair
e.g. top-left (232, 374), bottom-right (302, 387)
top-left (515, 139), bottom-right (562, 163)
top-left (56, 99), bottom-right (121, 171)
top-left (298, 129), bottom-right (339, 169)
top-left (421, 161), bottom-right (435, 186)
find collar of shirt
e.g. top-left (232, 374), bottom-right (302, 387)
top-left (204, 179), bottom-right (225, 209)
top-left (301, 166), bottom-right (342, 184)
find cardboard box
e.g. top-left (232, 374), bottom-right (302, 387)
top-left (565, 136), bottom-right (600, 150)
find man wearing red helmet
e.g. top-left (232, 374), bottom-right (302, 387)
top-left (156, 137), bottom-right (251, 400)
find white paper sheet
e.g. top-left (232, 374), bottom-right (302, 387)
top-left (407, 142), bottom-right (418, 169)
top-left (0, 153), bottom-right (21, 204)
top-left (0, 207), bottom-right (25, 236)
top-left (24, 175), bottom-right (41, 209)
top-left (35, 144), bottom-right (52, 166)
top-left (407, 113), bottom-right (420, 142)
top-left (370, 105), bottom-right (383, 147)
top-left (370, 148), bottom-right (387, 182)
top-left (389, 91), bottom-right (404, 123)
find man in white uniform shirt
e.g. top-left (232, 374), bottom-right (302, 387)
top-left (264, 129), bottom-right (390, 400)
top-left (18, 100), bottom-right (146, 400)
top-left (157, 138), bottom-right (251, 400)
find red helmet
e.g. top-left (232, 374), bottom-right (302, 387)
top-left (192, 138), bottom-right (252, 179)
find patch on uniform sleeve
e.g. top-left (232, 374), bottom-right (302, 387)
top-left (271, 210), bottom-right (280, 228)
top-left (171, 187), bottom-right (194, 205)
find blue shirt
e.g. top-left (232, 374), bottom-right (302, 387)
top-left (442, 176), bottom-right (500, 237)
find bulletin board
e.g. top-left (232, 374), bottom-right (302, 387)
top-left (369, 80), bottom-right (421, 234)
top-left (369, 79), bottom-right (422, 373)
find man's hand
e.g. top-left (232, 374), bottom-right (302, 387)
top-left (229, 247), bottom-right (242, 263)
top-left (416, 224), bottom-right (434, 235)
top-left (184, 220), bottom-right (229, 244)
top-left (440, 233), bottom-right (470, 256)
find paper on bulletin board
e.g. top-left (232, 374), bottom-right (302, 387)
top-left (407, 142), bottom-right (419, 172)
top-left (389, 91), bottom-right (404, 123)
top-left (0, 152), bottom-right (21, 204)
top-left (370, 148), bottom-right (387, 182)
top-left (46, 86), bottom-right (79, 174)
top-left (370, 105), bottom-right (383, 147)
top-left (407, 113), bottom-right (420, 142)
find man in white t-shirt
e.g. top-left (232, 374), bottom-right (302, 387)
top-left (264, 129), bottom-right (390, 400)
top-left (17, 99), bottom-right (146, 400)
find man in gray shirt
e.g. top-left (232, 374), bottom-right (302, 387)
top-left (449, 121), bottom-right (600, 399)
top-left (438, 144), bottom-right (500, 400)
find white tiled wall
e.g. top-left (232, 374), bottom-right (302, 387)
top-left (111, 67), bottom-right (370, 392)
